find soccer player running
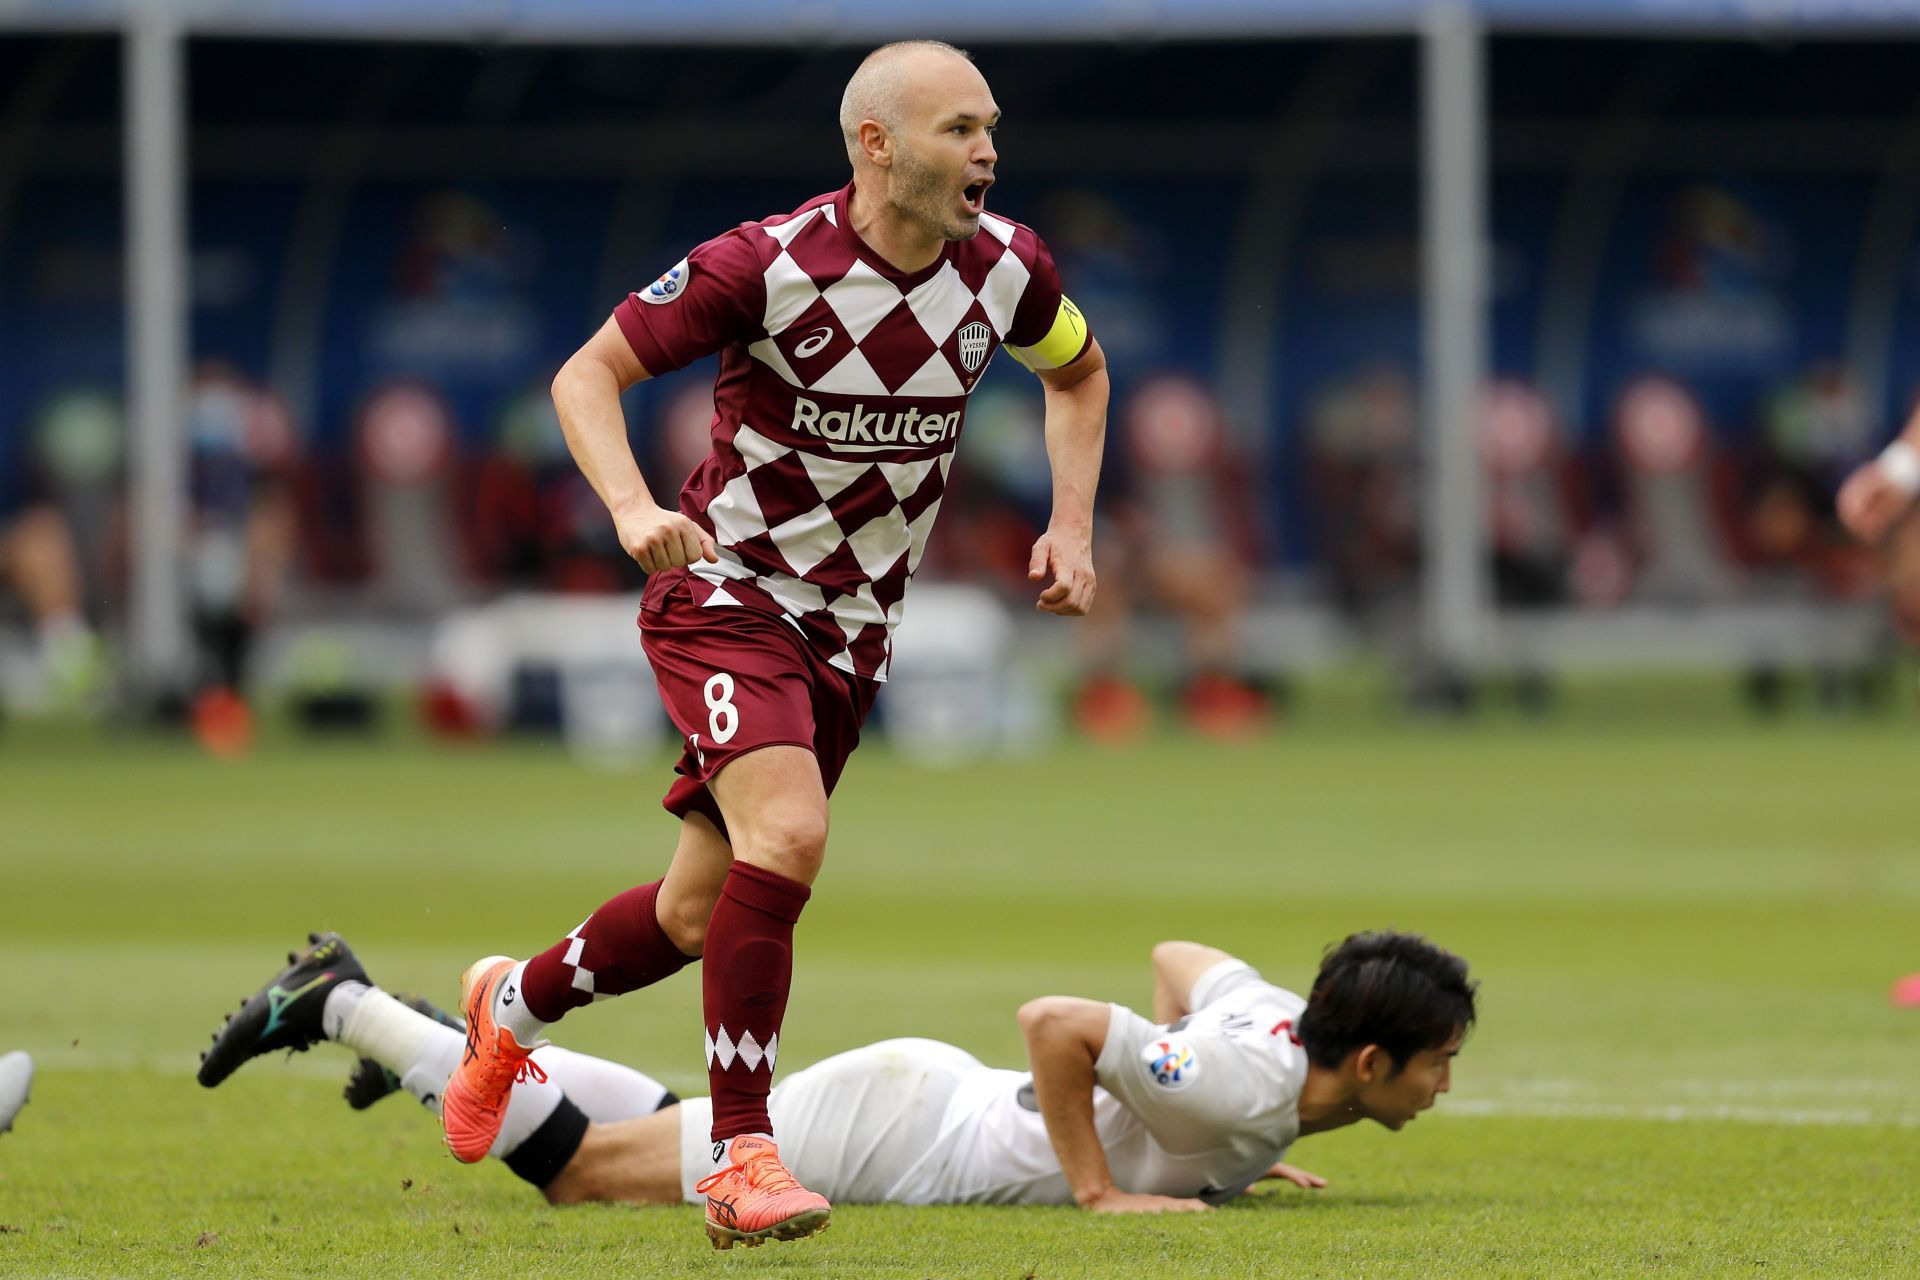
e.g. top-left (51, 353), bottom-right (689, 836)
top-left (439, 41), bottom-right (1109, 1248)
top-left (200, 931), bottom-right (1474, 1217)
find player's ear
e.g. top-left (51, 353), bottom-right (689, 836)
top-left (858, 119), bottom-right (893, 168)
top-left (1352, 1044), bottom-right (1384, 1084)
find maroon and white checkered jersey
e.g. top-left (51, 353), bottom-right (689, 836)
top-left (615, 182), bottom-right (1091, 681)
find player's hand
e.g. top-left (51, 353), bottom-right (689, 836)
top-left (1258, 1161), bottom-right (1328, 1189)
top-left (1837, 461), bottom-right (1916, 545)
top-left (1083, 1188), bottom-right (1212, 1214)
top-left (1028, 529), bottom-right (1096, 616)
top-left (612, 502), bottom-right (717, 573)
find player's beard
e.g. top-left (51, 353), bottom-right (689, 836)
top-left (889, 143), bottom-right (979, 243)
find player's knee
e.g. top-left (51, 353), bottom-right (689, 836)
top-left (657, 884), bottom-right (718, 956)
top-left (737, 810), bottom-right (829, 882)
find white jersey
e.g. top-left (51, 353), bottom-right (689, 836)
top-left (676, 960), bottom-right (1309, 1206)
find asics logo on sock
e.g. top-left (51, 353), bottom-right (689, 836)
top-left (502, 983), bottom-right (516, 1008)
top-left (712, 1141), bottom-right (726, 1164)
top-left (260, 971), bottom-right (334, 1039)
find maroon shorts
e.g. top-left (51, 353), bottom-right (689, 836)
top-left (639, 569), bottom-right (879, 833)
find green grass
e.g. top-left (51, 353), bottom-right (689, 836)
top-left (2, 716), bottom-right (1918, 1277)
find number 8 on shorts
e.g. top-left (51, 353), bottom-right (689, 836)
top-left (704, 673), bottom-right (739, 744)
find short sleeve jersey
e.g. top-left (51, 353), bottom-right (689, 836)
top-left (887, 960), bottom-right (1309, 1206)
top-left (615, 183), bottom-right (1090, 681)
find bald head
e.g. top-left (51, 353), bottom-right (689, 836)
top-left (839, 40), bottom-right (977, 167)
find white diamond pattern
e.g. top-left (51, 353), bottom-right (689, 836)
top-left (706, 1025), bottom-right (736, 1070)
top-left (799, 450), bottom-right (871, 502)
top-left (735, 1030), bottom-right (765, 1073)
top-left (760, 253), bottom-right (822, 333)
top-left (747, 336), bottom-right (801, 386)
top-left (764, 506), bottom-right (846, 577)
top-left (820, 259), bottom-right (901, 341)
top-left (812, 345), bottom-right (890, 396)
top-left (894, 350), bottom-right (967, 397)
top-left (704, 1025), bottom-right (778, 1073)
top-left (975, 250), bottom-right (1032, 334)
top-left (844, 508), bottom-right (912, 581)
top-left (904, 264), bottom-right (976, 344)
top-left (708, 471), bottom-right (770, 546)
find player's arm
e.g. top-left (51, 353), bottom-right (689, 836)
top-left (550, 316), bottom-right (715, 573)
top-left (1025, 334), bottom-right (1108, 617)
top-left (1838, 401), bottom-right (1920, 544)
top-left (1150, 941), bottom-right (1238, 1023)
top-left (1017, 994), bottom-right (1209, 1214)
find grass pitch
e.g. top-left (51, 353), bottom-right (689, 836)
top-left (2, 708), bottom-right (1917, 1277)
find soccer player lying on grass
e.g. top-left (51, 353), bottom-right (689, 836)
top-left (198, 930), bottom-right (1473, 1224)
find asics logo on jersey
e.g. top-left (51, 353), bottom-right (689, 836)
top-left (794, 326), bottom-right (835, 358)
top-left (790, 396), bottom-right (961, 450)
top-left (260, 972), bottom-right (333, 1039)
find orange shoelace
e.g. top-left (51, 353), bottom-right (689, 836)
top-left (697, 1149), bottom-right (801, 1196)
top-left (475, 1042), bottom-right (547, 1092)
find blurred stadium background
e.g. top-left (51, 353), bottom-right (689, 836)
top-left (10, 0), bottom-right (1920, 741)
top-left (4, 4), bottom-right (1920, 1274)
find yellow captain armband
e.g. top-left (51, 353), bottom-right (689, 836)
top-left (1008, 295), bottom-right (1091, 372)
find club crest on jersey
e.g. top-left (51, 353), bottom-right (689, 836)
top-left (957, 320), bottom-right (992, 373)
top-left (1144, 1038), bottom-right (1199, 1090)
top-left (641, 257), bottom-right (690, 305)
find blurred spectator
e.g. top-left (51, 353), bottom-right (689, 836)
top-left (1480, 380), bottom-right (1593, 609)
top-left (0, 390), bottom-right (120, 714)
top-left (1740, 361), bottom-right (1877, 601)
top-left (469, 378), bottom-right (641, 595)
top-left (185, 362), bottom-right (298, 696)
top-left (348, 380), bottom-right (472, 612)
top-left (0, 498), bottom-right (101, 714)
top-left (1610, 375), bottom-right (1740, 604)
top-left (1075, 374), bottom-right (1265, 740)
top-left (933, 383), bottom-right (1051, 591)
top-left (1306, 363), bottom-right (1419, 621)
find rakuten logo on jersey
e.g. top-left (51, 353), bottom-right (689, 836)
top-left (790, 396), bottom-right (960, 451)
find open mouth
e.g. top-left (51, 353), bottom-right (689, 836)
top-left (962, 180), bottom-right (990, 214)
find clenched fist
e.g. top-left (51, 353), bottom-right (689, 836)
top-left (614, 502), bottom-right (718, 573)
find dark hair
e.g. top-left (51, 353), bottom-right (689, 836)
top-left (1294, 931), bottom-right (1477, 1075)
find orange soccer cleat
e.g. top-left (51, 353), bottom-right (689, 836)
top-left (695, 1135), bottom-right (831, 1249)
top-left (440, 956), bottom-right (547, 1163)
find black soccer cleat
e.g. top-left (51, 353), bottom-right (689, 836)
top-left (198, 931), bottom-right (369, 1088)
top-left (342, 994), bottom-right (464, 1111)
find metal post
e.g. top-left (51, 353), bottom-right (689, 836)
top-left (1419, 0), bottom-right (1489, 675)
top-left (125, 7), bottom-right (190, 694)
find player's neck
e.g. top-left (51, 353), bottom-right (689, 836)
top-left (1295, 1063), bottom-right (1364, 1136)
top-left (847, 179), bottom-right (944, 275)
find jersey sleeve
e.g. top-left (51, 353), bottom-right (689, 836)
top-left (1093, 1002), bottom-right (1262, 1158)
top-left (613, 229), bottom-right (766, 377)
top-left (1188, 958), bottom-right (1271, 1011)
top-left (1005, 233), bottom-right (1092, 372)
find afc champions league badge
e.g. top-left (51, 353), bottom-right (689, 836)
top-left (1144, 1038), bottom-right (1199, 1090)
top-left (641, 257), bottom-right (690, 305)
top-left (957, 320), bottom-right (992, 374)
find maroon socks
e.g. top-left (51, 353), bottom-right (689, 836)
top-left (701, 861), bottom-right (810, 1142)
top-left (518, 881), bottom-right (696, 1024)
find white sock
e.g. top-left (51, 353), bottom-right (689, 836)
top-left (324, 981), bottom-right (561, 1160)
top-left (492, 960), bottom-right (548, 1048)
top-left (531, 1046), bottom-right (673, 1123)
top-left (398, 1026), bottom-right (562, 1159)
